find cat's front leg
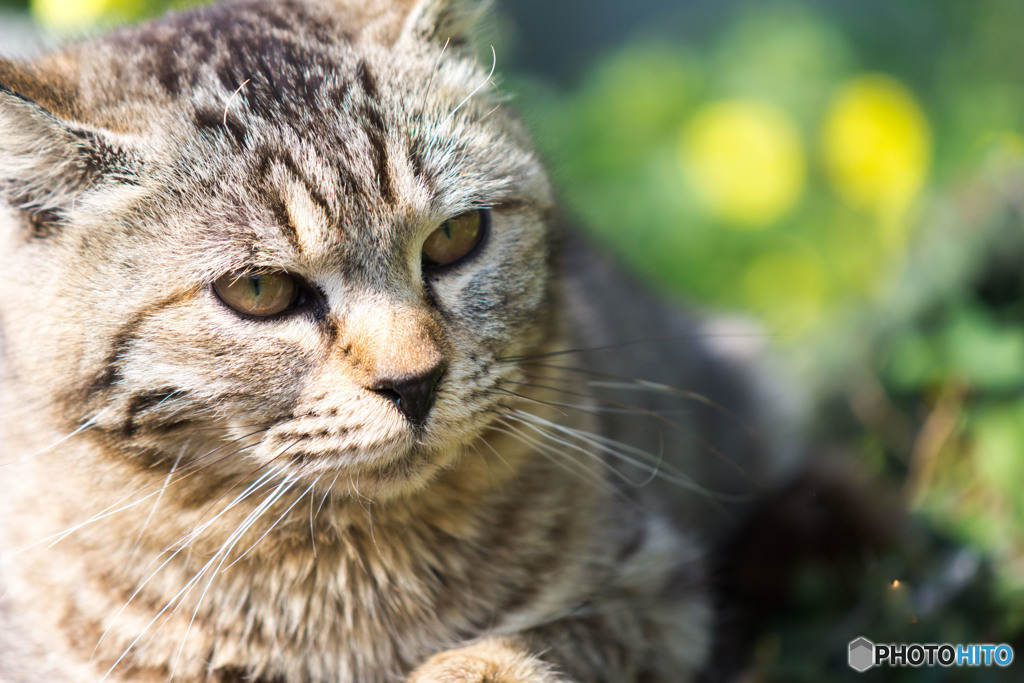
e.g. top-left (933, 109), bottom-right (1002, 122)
top-left (406, 637), bottom-right (572, 683)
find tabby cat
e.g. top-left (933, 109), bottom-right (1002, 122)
top-left (0, 1), bottom-right (787, 680)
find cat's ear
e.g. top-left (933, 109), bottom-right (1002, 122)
top-left (395, 0), bottom-right (491, 48)
top-left (0, 59), bottom-right (139, 233)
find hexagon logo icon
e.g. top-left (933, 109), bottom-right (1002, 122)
top-left (849, 637), bottom-right (875, 672)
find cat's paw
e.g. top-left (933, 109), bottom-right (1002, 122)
top-left (407, 638), bottom-right (568, 683)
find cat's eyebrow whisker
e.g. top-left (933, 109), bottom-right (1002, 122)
top-left (426, 45), bottom-right (497, 157)
top-left (444, 45), bottom-right (497, 127)
top-left (222, 77), bottom-right (251, 127)
top-left (419, 36), bottom-right (451, 115)
top-left (476, 77), bottom-right (502, 124)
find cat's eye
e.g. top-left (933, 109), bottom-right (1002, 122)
top-left (213, 272), bottom-right (301, 318)
top-left (422, 209), bottom-right (488, 268)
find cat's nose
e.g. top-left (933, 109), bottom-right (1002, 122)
top-left (371, 363), bottom-right (445, 429)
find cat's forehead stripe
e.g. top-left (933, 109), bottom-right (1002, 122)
top-left (354, 59), bottom-right (396, 207)
top-left (283, 179), bottom-right (332, 260)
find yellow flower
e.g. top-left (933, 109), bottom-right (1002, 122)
top-left (822, 74), bottom-right (931, 221)
top-left (30, 0), bottom-right (196, 30)
top-left (682, 100), bottom-right (806, 229)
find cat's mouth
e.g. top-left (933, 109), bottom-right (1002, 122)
top-left (242, 405), bottom-right (461, 495)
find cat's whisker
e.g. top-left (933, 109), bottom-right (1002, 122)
top-left (499, 409), bottom-right (663, 490)
top-left (108, 425), bottom-right (273, 521)
top-left (473, 428), bottom-right (515, 477)
top-left (223, 477), bottom-right (320, 572)
top-left (0, 0), bottom-right (793, 673)
top-left (502, 393), bottom-right (692, 417)
top-left (498, 378), bottom-right (698, 419)
top-left (504, 378), bottom-right (762, 488)
top-left (174, 431), bottom-right (307, 555)
top-left (170, 461), bottom-right (286, 553)
top-left (129, 446), bottom-right (187, 559)
top-left (309, 478), bottom-right (319, 558)
top-left (170, 472), bottom-right (304, 680)
top-left (93, 464), bottom-right (289, 663)
top-left (2, 432), bottom-right (268, 564)
top-left (488, 418), bottom-right (639, 509)
top-left (489, 419), bottom-right (598, 484)
top-left (314, 470), bottom-right (343, 521)
top-left (0, 408), bottom-right (108, 467)
top-left (496, 332), bottom-right (775, 364)
top-left (351, 472), bottom-right (383, 560)
top-left (490, 385), bottom-right (569, 415)
top-left (107, 461), bottom-right (298, 680)
top-left (517, 361), bottom-right (768, 445)
top-left (505, 406), bottom-right (754, 505)
top-left (176, 432), bottom-right (291, 540)
top-left (0, 489), bottom-right (153, 562)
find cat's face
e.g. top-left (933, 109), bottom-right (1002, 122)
top-left (0, 0), bottom-right (556, 499)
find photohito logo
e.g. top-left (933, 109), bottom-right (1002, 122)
top-left (848, 637), bottom-right (1014, 671)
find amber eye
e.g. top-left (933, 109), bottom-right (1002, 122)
top-left (213, 272), bottom-right (300, 318)
top-left (422, 209), bottom-right (487, 268)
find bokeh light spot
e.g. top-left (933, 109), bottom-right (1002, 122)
top-left (682, 99), bottom-right (806, 229)
top-left (822, 74), bottom-right (931, 221)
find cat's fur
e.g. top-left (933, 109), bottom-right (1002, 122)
top-left (0, 1), bottom-right (786, 680)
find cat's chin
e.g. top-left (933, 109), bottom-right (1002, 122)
top-left (336, 452), bottom-right (456, 502)
top-left (245, 435), bottom-right (464, 502)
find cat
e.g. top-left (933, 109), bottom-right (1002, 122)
top-left (0, 0), bottom-right (791, 680)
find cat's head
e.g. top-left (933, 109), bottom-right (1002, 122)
top-left (0, 0), bottom-right (556, 499)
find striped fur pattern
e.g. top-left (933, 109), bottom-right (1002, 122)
top-left (0, 1), bottom-right (741, 680)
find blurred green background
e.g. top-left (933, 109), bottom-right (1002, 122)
top-left (4, 0), bottom-right (1024, 678)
